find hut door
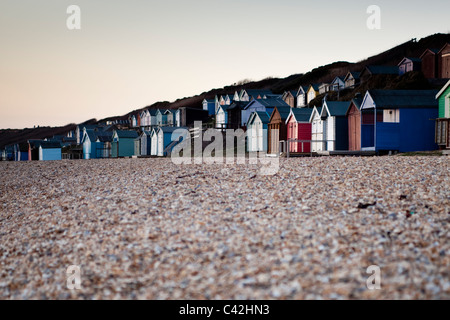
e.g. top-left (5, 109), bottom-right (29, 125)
top-left (257, 123), bottom-right (263, 151)
top-left (349, 114), bottom-right (357, 151)
top-left (251, 126), bottom-right (257, 152)
top-left (272, 126), bottom-right (279, 154)
top-left (158, 135), bottom-right (163, 156)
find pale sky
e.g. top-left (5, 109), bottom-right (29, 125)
top-left (0, 0), bottom-right (449, 129)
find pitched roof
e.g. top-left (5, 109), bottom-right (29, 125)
top-left (344, 71), bottom-right (361, 82)
top-left (436, 79), bottom-right (450, 99)
top-left (140, 130), bottom-right (152, 137)
top-left (78, 124), bottom-right (100, 131)
top-left (420, 48), bottom-right (440, 58)
top-left (272, 106), bottom-right (292, 121)
top-left (323, 101), bottom-right (351, 117)
top-left (366, 90), bottom-right (438, 109)
top-left (365, 65), bottom-right (399, 75)
top-left (308, 84), bottom-right (320, 91)
top-left (310, 107), bottom-right (323, 122)
top-left (331, 76), bottom-right (345, 84)
top-left (158, 127), bottom-right (188, 134)
top-left (29, 140), bottom-right (62, 149)
top-left (289, 108), bottom-right (315, 122)
top-left (245, 89), bottom-right (273, 97)
top-left (216, 104), bottom-right (230, 114)
top-left (96, 134), bottom-right (113, 143)
top-left (249, 111), bottom-right (271, 125)
top-left (114, 130), bottom-right (139, 139)
top-left (84, 129), bottom-right (97, 143)
top-left (438, 43), bottom-right (450, 54)
top-left (296, 85), bottom-right (308, 95)
top-left (350, 95), bottom-right (364, 111)
top-left (227, 101), bottom-right (249, 110)
top-left (251, 97), bottom-right (290, 108)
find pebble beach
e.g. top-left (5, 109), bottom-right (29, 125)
top-left (0, 156), bottom-right (449, 300)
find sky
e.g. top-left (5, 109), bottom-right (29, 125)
top-left (0, 0), bottom-right (449, 129)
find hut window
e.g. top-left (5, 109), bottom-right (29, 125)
top-left (383, 109), bottom-right (400, 123)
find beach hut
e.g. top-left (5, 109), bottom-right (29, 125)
top-left (165, 110), bottom-right (174, 126)
top-left (216, 104), bottom-right (230, 130)
top-left (286, 108), bottom-right (314, 153)
top-left (227, 101), bottom-right (249, 130)
top-left (178, 107), bottom-right (209, 128)
top-left (398, 58), bottom-right (422, 75)
top-left (310, 106), bottom-right (324, 152)
top-left (330, 77), bottom-right (346, 92)
top-left (435, 80), bottom-right (450, 149)
top-left (39, 142), bottom-right (62, 161)
top-left (202, 99), bottom-right (216, 116)
top-left (420, 49), bottom-right (440, 79)
top-left (134, 137), bottom-right (141, 156)
top-left (155, 127), bottom-right (187, 157)
top-left (268, 106), bottom-right (291, 155)
top-left (95, 134), bottom-right (112, 158)
top-left (81, 129), bottom-right (98, 159)
top-left (306, 84), bottom-right (320, 105)
top-left (282, 91), bottom-right (297, 108)
top-left (139, 110), bottom-right (149, 127)
top-left (27, 140), bottom-right (40, 161)
top-left (247, 111), bottom-right (270, 152)
top-left (150, 129), bottom-right (158, 156)
top-left (319, 83), bottom-right (330, 95)
top-left (174, 109), bottom-right (181, 127)
top-left (296, 86), bottom-right (309, 108)
top-left (14, 143), bottom-right (29, 161)
top-left (320, 101), bottom-right (351, 151)
top-left (111, 130), bottom-right (139, 158)
top-left (139, 131), bottom-right (152, 156)
top-left (438, 43), bottom-right (450, 79)
top-left (346, 95), bottom-right (364, 151)
top-left (344, 72), bottom-right (361, 89)
top-left (360, 90), bottom-right (438, 153)
top-left (130, 115), bottom-right (138, 128)
top-left (156, 110), bottom-right (165, 126)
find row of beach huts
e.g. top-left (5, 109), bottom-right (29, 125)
top-left (2, 44), bottom-right (450, 161)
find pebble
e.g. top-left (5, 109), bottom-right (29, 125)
top-left (0, 156), bottom-right (448, 299)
